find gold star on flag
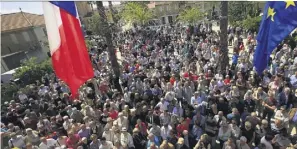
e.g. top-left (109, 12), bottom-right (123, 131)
top-left (267, 7), bottom-right (276, 21)
top-left (285, 1), bottom-right (296, 9)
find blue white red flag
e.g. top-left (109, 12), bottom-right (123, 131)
top-left (43, 1), bottom-right (94, 98)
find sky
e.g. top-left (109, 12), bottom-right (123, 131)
top-left (0, 1), bottom-right (121, 15)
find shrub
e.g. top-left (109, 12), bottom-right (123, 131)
top-left (14, 57), bottom-right (53, 87)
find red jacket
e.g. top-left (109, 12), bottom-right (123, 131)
top-left (135, 122), bottom-right (148, 135)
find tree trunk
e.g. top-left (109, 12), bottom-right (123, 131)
top-left (96, 1), bottom-right (122, 91)
top-left (219, 1), bottom-right (229, 71)
top-left (108, 1), bottom-right (117, 24)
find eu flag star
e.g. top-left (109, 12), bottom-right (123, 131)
top-left (285, 1), bottom-right (296, 9)
top-left (254, 1), bottom-right (297, 74)
top-left (267, 7), bottom-right (276, 21)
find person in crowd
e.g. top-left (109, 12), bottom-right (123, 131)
top-left (8, 132), bottom-right (26, 149)
top-left (132, 128), bottom-right (147, 149)
top-left (39, 137), bottom-right (56, 149)
top-left (218, 121), bottom-right (232, 148)
top-left (2, 23), bottom-right (297, 149)
top-left (99, 137), bottom-right (114, 149)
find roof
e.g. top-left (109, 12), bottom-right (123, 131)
top-left (148, 2), bottom-right (156, 9)
top-left (1, 12), bottom-right (45, 32)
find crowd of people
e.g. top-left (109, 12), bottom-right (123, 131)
top-left (1, 23), bottom-right (297, 149)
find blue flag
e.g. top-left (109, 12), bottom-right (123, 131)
top-left (254, 1), bottom-right (297, 74)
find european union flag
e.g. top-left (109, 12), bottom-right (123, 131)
top-left (254, 1), bottom-right (297, 74)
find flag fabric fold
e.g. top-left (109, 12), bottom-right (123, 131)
top-left (254, 1), bottom-right (297, 74)
top-left (43, 1), bottom-right (94, 98)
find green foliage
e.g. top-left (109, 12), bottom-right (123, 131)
top-left (1, 58), bottom-right (52, 103)
top-left (86, 13), bottom-right (106, 36)
top-left (121, 2), bottom-right (153, 25)
top-left (177, 7), bottom-right (205, 25)
top-left (228, 1), bottom-right (262, 25)
top-left (1, 83), bottom-right (19, 104)
top-left (242, 16), bottom-right (262, 32)
top-left (14, 57), bottom-right (52, 86)
top-left (106, 9), bottom-right (121, 23)
top-left (85, 39), bottom-right (92, 49)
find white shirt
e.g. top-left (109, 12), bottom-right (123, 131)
top-left (120, 133), bottom-right (134, 148)
top-left (39, 138), bottom-right (57, 149)
top-left (161, 125), bottom-right (172, 140)
top-left (63, 120), bottom-right (72, 130)
top-left (156, 101), bottom-right (169, 112)
top-left (99, 141), bottom-right (113, 149)
top-left (102, 131), bottom-right (114, 143)
top-left (260, 137), bottom-right (273, 149)
top-left (290, 75), bottom-right (297, 88)
top-left (9, 135), bottom-right (26, 148)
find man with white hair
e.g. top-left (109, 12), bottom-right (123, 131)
top-left (155, 98), bottom-right (169, 112)
top-left (120, 127), bottom-right (134, 149)
top-left (116, 112), bottom-right (128, 130)
top-left (236, 136), bottom-right (250, 149)
top-left (18, 91), bottom-right (28, 104)
top-left (290, 71), bottom-right (297, 90)
top-left (62, 116), bottom-right (72, 131)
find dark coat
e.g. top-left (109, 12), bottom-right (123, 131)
top-left (278, 92), bottom-right (294, 109)
top-left (133, 133), bottom-right (147, 149)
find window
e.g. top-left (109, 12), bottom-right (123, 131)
top-left (10, 34), bottom-right (18, 44)
top-left (22, 31), bottom-right (30, 42)
top-left (162, 17), bottom-right (166, 24)
top-left (168, 16), bottom-right (173, 24)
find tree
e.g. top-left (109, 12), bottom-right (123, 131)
top-left (1, 83), bottom-right (19, 104)
top-left (219, 1), bottom-right (229, 71)
top-left (96, 1), bottom-right (122, 92)
top-left (121, 2), bottom-right (153, 26)
top-left (87, 13), bottom-right (105, 36)
top-left (177, 7), bottom-right (205, 25)
top-left (1, 58), bottom-right (52, 103)
top-left (228, 1), bottom-right (262, 25)
top-left (108, 1), bottom-right (118, 24)
top-left (14, 57), bottom-right (52, 86)
top-left (85, 39), bottom-right (92, 49)
top-left (242, 16), bottom-right (262, 33)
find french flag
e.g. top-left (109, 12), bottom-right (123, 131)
top-left (43, 1), bottom-right (94, 98)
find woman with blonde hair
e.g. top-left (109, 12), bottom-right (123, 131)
top-left (194, 134), bottom-right (211, 149)
top-left (159, 140), bottom-right (174, 149)
top-left (176, 137), bottom-right (189, 149)
top-left (230, 86), bottom-right (240, 100)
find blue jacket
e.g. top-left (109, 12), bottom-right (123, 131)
top-left (232, 54), bottom-right (239, 64)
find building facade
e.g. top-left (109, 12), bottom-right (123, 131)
top-left (148, 1), bottom-right (219, 25)
top-left (1, 12), bottom-right (49, 73)
top-left (75, 1), bottom-right (93, 18)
